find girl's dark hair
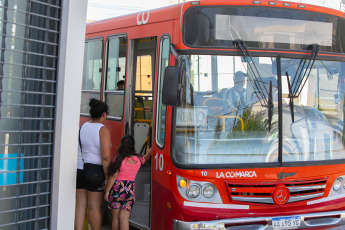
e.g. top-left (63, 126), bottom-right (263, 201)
top-left (89, 98), bottom-right (108, 119)
top-left (107, 135), bottom-right (142, 176)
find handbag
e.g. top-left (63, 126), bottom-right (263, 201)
top-left (79, 125), bottom-right (105, 190)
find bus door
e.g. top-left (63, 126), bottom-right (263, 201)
top-left (127, 37), bottom-right (156, 228)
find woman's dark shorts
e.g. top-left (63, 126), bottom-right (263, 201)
top-left (107, 180), bottom-right (135, 212)
top-left (76, 169), bottom-right (85, 189)
top-left (76, 164), bottom-right (105, 192)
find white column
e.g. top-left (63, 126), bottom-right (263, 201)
top-left (50, 0), bottom-right (88, 229)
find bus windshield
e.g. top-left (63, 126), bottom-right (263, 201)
top-left (172, 55), bottom-right (345, 166)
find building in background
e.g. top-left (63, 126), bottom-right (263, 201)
top-left (0, 0), bottom-right (86, 229)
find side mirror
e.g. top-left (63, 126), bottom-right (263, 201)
top-left (162, 66), bottom-right (183, 106)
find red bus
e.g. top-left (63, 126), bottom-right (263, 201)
top-left (80, 0), bottom-right (345, 229)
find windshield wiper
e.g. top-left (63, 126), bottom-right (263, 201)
top-left (234, 39), bottom-right (274, 131)
top-left (285, 44), bottom-right (320, 123)
top-left (268, 80), bottom-right (273, 131)
top-left (291, 44), bottom-right (320, 97)
top-left (233, 39), bottom-right (269, 107)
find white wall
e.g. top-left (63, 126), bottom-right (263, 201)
top-left (50, 0), bottom-right (87, 229)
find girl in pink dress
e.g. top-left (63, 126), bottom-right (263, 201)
top-left (104, 135), bottom-right (152, 230)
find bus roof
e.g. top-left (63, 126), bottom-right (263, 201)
top-left (85, 0), bottom-right (344, 36)
top-left (85, 3), bottom-right (183, 36)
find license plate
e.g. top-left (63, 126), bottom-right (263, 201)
top-left (272, 216), bottom-right (301, 229)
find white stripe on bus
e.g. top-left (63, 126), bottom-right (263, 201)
top-left (307, 194), bottom-right (345, 205)
top-left (184, 201), bottom-right (249, 209)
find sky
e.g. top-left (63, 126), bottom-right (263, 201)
top-left (86, 0), bottom-right (345, 22)
top-left (87, 0), bottom-right (170, 22)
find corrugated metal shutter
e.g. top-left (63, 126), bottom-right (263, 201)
top-left (0, 0), bottom-right (60, 229)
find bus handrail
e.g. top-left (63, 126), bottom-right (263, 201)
top-left (134, 119), bottom-right (152, 125)
top-left (134, 108), bottom-right (152, 125)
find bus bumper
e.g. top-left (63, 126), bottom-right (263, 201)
top-left (173, 210), bottom-right (345, 229)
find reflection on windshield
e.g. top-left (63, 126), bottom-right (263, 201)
top-left (173, 55), bottom-right (345, 166)
top-left (281, 59), bottom-right (345, 162)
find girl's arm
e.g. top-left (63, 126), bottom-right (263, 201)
top-left (144, 147), bottom-right (152, 162)
top-left (100, 126), bottom-right (111, 176)
top-left (104, 171), bottom-right (118, 201)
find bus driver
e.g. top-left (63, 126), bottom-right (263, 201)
top-left (222, 71), bottom-right (247, 112)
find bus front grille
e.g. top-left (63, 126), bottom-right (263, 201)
top-left (226, 178), bottom-right (327, 205)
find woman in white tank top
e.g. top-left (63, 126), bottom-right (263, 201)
top-left (75, 98), bottom-right (111, 230)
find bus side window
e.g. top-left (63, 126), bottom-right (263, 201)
top-left (156, 36), bottom-right (170, 147)
top-left (80, 39), bottom-right (103, 115)
top-left (105, 36), bottom-right (127, 118)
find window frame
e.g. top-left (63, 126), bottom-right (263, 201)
top-left (155, 35), bottom-right (171, 149)
top-left (103, 33), bottom-right (128, 120)
top-left (80, 37), bottom-right (104, 116)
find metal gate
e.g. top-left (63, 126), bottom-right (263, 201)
top-left (0, 0), bottom-right (60, 229)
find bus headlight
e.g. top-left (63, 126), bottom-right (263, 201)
top-left (203, 184), bottom-right (215, 198)
top-left (187, 185), bottom-right (201, 199)
top-left (329, 176), bottom-right (345, 197)
top-left (176, 175), bottom-right (223, 203)
top-left (333, 178), bottom-right (342, 191)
